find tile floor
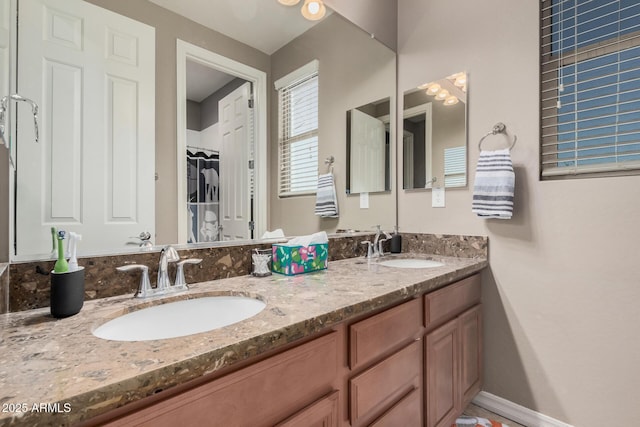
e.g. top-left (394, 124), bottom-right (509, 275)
top-left (462, 403), bottom-right (527, 427)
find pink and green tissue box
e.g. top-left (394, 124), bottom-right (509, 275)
top-left (271, 243), bottom-right (328, 276)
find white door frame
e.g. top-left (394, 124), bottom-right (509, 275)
top-left (176, 39), bottom-right (267, 243)
top-left (403, 103), bottom-right (433, 188)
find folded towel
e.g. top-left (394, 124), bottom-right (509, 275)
top-left (314, 172), bottom-right (339, 218)
top-left (472, 148), bottom-right (515, 219)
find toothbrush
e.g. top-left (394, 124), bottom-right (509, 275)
top-left (50, 227), bottom-right (57, 257)
top-left (68, 232), bottom-right (82, 271)
top-left (54, 230), bottom-right (69, 273)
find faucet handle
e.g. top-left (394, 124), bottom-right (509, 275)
top-left (361, 241), bottom-right (373, 258)
top-left (116, 264), bottom-right (153, 298)
top-left (174, 258), bottom-right (202, 290)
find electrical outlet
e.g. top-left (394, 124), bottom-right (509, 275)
top-left (360, 192), bottom-right (369, 209)
top-left (432, 187), bottom-right (445, 208)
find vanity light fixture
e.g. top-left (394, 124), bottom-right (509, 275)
top-left (444, 95), bottom-right (459, 106)
top-left (425, 83), bottom-right (441, 96)
top-left (279, 0), bottom-right (326, 21)
top-left (301, 0), bottom-right (326, 21)
top-left (435, 89), bottom-right (449, 101)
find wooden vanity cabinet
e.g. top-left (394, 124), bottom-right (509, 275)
top-left (95, 273), bottom-right (482, 427)
top-left (105, 331), bottom-right (342, 427)
top-left (424, 274), bottom-right (482, 427)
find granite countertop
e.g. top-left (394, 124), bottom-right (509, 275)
top-left (0, 253), bottom-right (487, 426)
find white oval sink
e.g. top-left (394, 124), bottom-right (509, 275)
top-left (379, 258), bottom-right (445, 269)
top-left (93, 296), bottom-right (266, 341)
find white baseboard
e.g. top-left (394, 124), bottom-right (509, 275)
top-left (472, 391), bottom-right (574, 427)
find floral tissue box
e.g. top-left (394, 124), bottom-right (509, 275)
top-left (271, 243), bottom-right (329, 276)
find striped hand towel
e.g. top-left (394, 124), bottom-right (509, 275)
top-left (314, 172), bottom-right (339, 218)
top-left (472, 148), bottom-right (515, 219)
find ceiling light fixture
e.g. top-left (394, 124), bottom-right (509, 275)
top-left (278, 0), bottom-right (301, 5)
top-left (301, 0), bottom-right (326, 21)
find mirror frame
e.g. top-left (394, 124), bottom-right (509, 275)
top-left (176, 40), bottom-right (268, 243)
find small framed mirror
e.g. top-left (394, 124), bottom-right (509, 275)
top-left (403, 72), bottom-right (467, 189)
top-left (346, 97), bottom-right (391, 194)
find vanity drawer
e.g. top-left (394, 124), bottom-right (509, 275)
top-left (349, 340), bottom-right (421, 426)
top-left (349, 297), bottom-right (422, 370)
top-left (369, 387), bottom-right (422, 427)
top-left (425, 274), bottom-right (480, 329)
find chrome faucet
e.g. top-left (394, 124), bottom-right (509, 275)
top-left (362, 226), bottom-right (392, 259)
top-left (116, 246), bottom-right (201, 298)
top-left (157, 245), bottom-right (180, 293)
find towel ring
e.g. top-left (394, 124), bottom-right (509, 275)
top-left (324, 155), bottom-right (335, 173)
top-left (478, 122), bottom-right (517, 151)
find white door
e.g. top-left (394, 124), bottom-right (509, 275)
top-left (0, 0), bottom-right (10, 149)
top-left (219, 82), bottom-right (251, 240)
top-left (350, 109), bottom-right (386, 193)
top-left (15, 0), bottom-right (155, 257)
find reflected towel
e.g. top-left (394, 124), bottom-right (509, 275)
top-left (314, 173), bottom-right (339, 218)
top-left (472, 148), bottom-right (515, 219)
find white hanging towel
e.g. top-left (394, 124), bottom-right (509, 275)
top-left (472, 148), bottom-right (515, 219)
top-left (314, 172), bottom-right (339, 218)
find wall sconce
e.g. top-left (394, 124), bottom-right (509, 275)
top-left (278, 0), bottom-right (326, 21)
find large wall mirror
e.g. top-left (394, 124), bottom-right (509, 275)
top-left (403, 72), bottom-right (468, 190)
top-left (346, 97), bottom-right (391, 194)
top-left (4, 0), bottom-right (396, 260)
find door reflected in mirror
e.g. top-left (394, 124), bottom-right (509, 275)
top-left (346, 97), bottom-right (391, 194)
top-left (403, 72), bottom-right (468, 190)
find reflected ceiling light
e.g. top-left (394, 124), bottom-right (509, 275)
top-left (444, 95), bottom-right (459, 106)
top-left (301, 0), bottom-right (326, 21)
top-left (278, 0), bottom-right (301, 5)
top-left (435, 89), bottom-right (449, 100)
top-left (426, 83), bottom-right (441, 96)
top-left (454, 75), bottom-right (467, 87)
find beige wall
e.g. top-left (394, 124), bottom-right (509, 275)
top-left (85, 0), bottom-right (270, 245)
top-left (270, 13), bottom-right (396, 235)
top-left (398, 0), bottom-right (640, 426)
top-left (325, 0), bottom-right (397, 51)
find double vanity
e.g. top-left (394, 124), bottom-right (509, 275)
top-left (0, 235), bottom-right (487, 427)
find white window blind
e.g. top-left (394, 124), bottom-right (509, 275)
top-left (444, 146), bottom-right (466, 187)
top-left (540, 0), bottom-right (640, 178)
top-left (277, 62), bottom-right (319, 196)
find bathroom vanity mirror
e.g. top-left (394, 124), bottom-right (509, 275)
top-left (5, 0), bottom-right (396, 260)
top-left (346, 97), bottom-right (391, 194)
top-left (403, 72), bottom-right (467, 190)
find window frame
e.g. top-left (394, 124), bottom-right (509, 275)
top-left (275, 60), bottom-right (320, 197)
top-left (540, 0), bottom-right (640, 180)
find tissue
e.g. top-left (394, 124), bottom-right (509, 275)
top-left (261, 228), bottom-right (286, 239)
top-left (284, 231), bottom-right (328, 248)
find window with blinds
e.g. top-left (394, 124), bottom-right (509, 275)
top-left (540, 0), bottom-right (640, 178)
top-left (444, 145), bottom-right (467, 187)
top-left (276, 62), bottom-right (319, 196)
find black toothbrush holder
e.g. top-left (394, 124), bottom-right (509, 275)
top-left (50, 267), bottom-right (85, 318)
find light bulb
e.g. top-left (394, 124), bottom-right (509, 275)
top-left (426, 83), bottom-right (441, 96)
top-left (444, 95), bottom-right (459, 106)
top-left (278, 0), bottom-right (301, 5)
top-left (454, 74), bottom-right (467, 87)
top-left (436, 89), bottom-right (449, 100)
top-left (301, 0), bottom-right (326, 20)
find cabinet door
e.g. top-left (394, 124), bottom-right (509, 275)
top-left (276, 390), bottom-right (340, 427)
top-left (425, 318), bottom-right (458, 427)
top-left (459, 305), bottom-right (482, 408)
